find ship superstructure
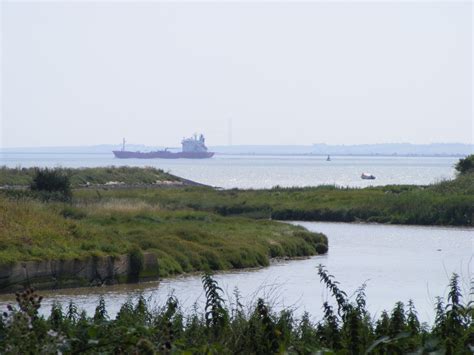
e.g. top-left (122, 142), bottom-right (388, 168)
top-left (181, 134), bottom-right (208, 153)
top-left (113, 134), bottom-right (214, 159)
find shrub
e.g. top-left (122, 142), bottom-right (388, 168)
top-left (30, 168), bottom-right (71, 201)
top-left (315, 243), bottom-right (328, 254)
top-left (455, 154), bottom-right (474, 175)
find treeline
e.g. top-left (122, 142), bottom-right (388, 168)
top-left (1, 267), bottom-right (472, 354)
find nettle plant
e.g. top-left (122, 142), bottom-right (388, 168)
top-left (0, 270), bottom-right (472, 353)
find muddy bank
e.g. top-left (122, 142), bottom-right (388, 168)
top-left (0, 253), bottom-right (160, 294)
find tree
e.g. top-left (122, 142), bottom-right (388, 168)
top-left (454, 155), bottom-right (474, 175)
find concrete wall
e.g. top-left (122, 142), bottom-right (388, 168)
top-left (0, 252), bottom-right (159, 293)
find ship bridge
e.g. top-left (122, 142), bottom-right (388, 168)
top-left (182, 134), bottom-right (208, 153)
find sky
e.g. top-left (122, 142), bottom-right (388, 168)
top-left (1, 1), bottom-right (472, 148)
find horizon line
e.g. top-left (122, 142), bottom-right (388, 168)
top-left (1, 142), bottom-right (473, 150)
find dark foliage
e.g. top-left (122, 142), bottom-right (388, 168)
top-left (30, 168), bottom-right (72, 201)
top-left (455, 154), bottom-right (474, 175)
top-left (0, 270), bottom-right (472, 353)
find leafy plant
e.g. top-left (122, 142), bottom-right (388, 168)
top-left (455, 154), bottom-right (474, 175)
top-left (0, 271), bottom-right (472, 353)
top-left (30, 168), bottom-right (72, 201)
top-left (202, 273), bottom-right (228, 338)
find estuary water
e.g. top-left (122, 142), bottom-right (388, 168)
top-left (0, 152), bottom-right (459, 188)
top-left (1, 222), bottom-right (471, 324)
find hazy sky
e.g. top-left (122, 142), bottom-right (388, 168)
top-left (1, 1), bottom-right (472, 148)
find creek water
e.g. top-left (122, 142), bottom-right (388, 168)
top-left (0, 222), bottom-right (471, 324)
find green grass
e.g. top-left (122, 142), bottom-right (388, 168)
top-left (0, 166), bottom-right (471, 281)
top-left (3, 167), bottom-right (473, 226)
top-left (0, 196), bottom-right (327, 276)
top-left (73, 172), bottom-right (474, 226)
top-left (0, 166), bottom-right (179, 187)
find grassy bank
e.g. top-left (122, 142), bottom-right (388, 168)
top-left (73, 171), bottom-right (474, 226)
top-left (0, 165), bottom-right (471, 289)
top-left (0, 196), bottom-right (327, 277)
top-left (2, 269), bottom-right (472, 354)
top-left (0, 166), bottom-right (180, 187)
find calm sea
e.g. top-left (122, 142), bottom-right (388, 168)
top-left (0, 152), bottom-right (458, 188)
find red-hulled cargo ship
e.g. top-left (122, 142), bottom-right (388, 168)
top-left (112, 134), bottom-right (214, 159)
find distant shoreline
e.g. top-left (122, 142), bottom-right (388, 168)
top-left (214, 153), bottom-right (467, 158)
top-left (0, 151), bottom-right (468, 158)
top-left (1, 142), bottom-right (472, 157)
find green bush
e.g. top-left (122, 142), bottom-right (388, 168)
top-left (455, 154), bottom-right (474, 175)
top-left (315, 243), bottom-right (328, 254)
top-left (30, 168), bottom-right (72, 201)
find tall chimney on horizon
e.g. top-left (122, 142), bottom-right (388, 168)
top-left (228, 118), bottom-right (233, 146)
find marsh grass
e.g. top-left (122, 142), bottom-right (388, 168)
top-left (74, 171), bottom-right (474, 226)
top-left (0, 166), bottom-right (178, 187)
top-left (0, 196), bottom-right (327, 276)
top-left (2, 166), bottom-right (473, 225)
top-left (81, 198), bottom-right (162, 213)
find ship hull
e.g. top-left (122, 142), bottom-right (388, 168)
top-left (113, 150), bottom-right (214, 159)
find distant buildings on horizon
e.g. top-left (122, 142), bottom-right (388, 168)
top-left (1, 143), bottom-right (472, 157)
top-left (211, 143), bottom-right (473, 157)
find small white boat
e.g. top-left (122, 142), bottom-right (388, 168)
top-left (361, 173), bottom-right (376, 180)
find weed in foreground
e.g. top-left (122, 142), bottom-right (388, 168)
top-left (0, 269), bottom-right (472, 353)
